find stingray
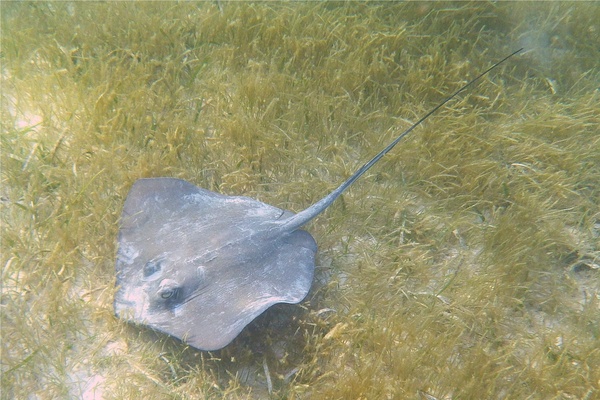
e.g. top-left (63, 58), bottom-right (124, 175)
top-left (114, 49), bottom-right (522, 351)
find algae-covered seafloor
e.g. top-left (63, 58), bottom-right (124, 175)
top-left (1, 2), bottom-right (598, 399)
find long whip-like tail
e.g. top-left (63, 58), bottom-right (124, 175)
top-left (281, 48), bottom-right (524, 232)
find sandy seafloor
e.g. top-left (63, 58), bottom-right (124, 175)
top-left (1, 2), bottom-right (599, 399)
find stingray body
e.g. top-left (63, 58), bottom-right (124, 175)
top-left (114, 49), bottom-right (522, 351)
top-left (115, 178), bottom-right (316, 350)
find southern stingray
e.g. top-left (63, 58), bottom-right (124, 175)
top-left (114, 49), bottom-right (522, 351)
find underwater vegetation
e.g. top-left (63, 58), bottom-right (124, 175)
top-left (1, 2), bottom-right (599, 399)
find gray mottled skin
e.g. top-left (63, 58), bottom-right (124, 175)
top-left (114, 50), bottom-right (522, 351)
top-left (115, 178), bottom-right (316, 350)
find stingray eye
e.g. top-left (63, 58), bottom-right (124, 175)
top-left (160, 288), bottom-right (177, 299)
top-left (143, 259), bottom-right (162, 279)
top-left (157, 279), bottom-right (180, 301)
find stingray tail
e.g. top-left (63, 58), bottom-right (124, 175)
top-left (280, 48), bottom-right (523, 232)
